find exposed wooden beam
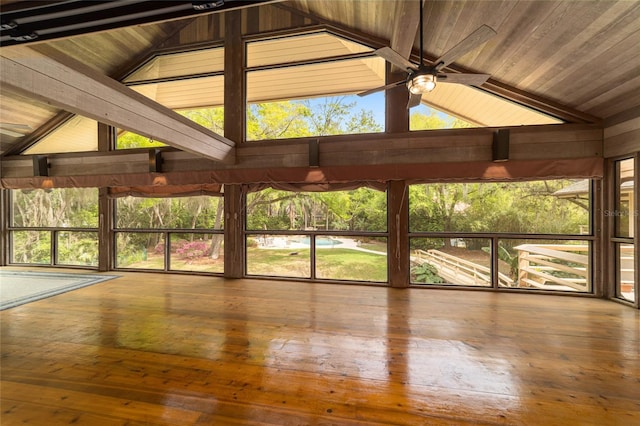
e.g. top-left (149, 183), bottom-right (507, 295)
top-left (223, 10), bottom-right (246, 279)
top-left (0, 124), bottom-right (603, 187)
top-left (0, 0), bottom-right (277, 47)
top-left (0, 45), bottom-right (236, 163)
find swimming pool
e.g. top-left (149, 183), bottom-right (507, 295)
top-left (291, 237), bottom-right (343, 247)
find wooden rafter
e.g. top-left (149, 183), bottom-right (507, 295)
top-left (0, 45), bottom-right (236, 163)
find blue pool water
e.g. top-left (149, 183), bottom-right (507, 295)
top-left (292, 237), bottom-right (343, 246)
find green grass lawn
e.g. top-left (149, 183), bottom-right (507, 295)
top-left (246, 247), bottom-right (387, 282)
top-left (246, 248), bottom-right (311, 277)
top-left (358, 240), bottom-right (388, 253)
top-left (120, 247), bottom-right (387, 282)
top-left (315, 248), bottom-right (387, 282)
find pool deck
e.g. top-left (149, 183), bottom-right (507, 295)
top-left (258, 236), bottom-right (385, 255)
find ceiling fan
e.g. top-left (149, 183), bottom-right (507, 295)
top-left (359, 0), bottom-right (497, 109)
top-left (0, 123), bottom-right (32, 138)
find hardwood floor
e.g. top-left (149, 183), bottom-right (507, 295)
top-left (1, 270), bottom-right (639, 425)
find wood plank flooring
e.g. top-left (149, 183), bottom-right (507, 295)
top-left (1, 269), bottom-right (639, 425)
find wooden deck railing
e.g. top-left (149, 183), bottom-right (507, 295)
top-left (413, 249), bottom-right (514, 287)
top-left (514, 244), bottom-right (589, 291)
top-left (412, 244), bottom-right (606, 292)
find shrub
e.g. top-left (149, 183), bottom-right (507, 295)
top-left (411, 262), bottom-right (445, 283)
top-left (176, 240), bottom-right (209, 261)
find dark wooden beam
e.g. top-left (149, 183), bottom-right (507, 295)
top-left (388, 180), bottom-right (409, 288)
top-left (0, 45), bottom-right (236, 163)
top-left (223, 9), bottom-right (246, 279)
top-left (98, 187), bottom-right (113, 272)
top-left (634, 152), bottom-right (640, 308)
top-left (386, 66), bottom-right (409, 133)
top-left (0, 189), bottom-right (7, 266)
top-left (0, 0), bottom-right (276, 47)
top-left (0, 124), bottom-right (604, 183)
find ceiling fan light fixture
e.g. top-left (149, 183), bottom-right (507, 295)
top-left (408, 73), bottom-right (436, 94)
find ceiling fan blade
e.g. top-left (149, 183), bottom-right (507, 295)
top-left (437, 73), bottom-right (491, 86)
top-left (357, 80), bottom-right (405, 97)
top-left (407, 92), bottom-right (422, 109)
top-left (434, 25), bottom-right (497, 70)
top-left (375, 46), bottom-right (418, 71)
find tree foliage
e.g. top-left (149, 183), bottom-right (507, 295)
top-left (11, 98), bottom-right (590, 273)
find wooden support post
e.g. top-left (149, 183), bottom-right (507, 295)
top-left (97, 122), bottom-right (113, 152)
top-left (388, 180), bottom-right (409, 288)
top-left (634, 152), bottom-right (639, 308)
top-left (223, 10), bottom-right (246, 279)
top-left (385, 62), bottom-right (409, 299)
top-left (0, 189), bottom-right (7, 266)
top-left (97, 122), bottom-right (113, 271)
top-left (224, 9), bottom-right (245, 145)
top-left (386, 64), bottom-right (409, 133)
top-left (224, 184), bottom-right (245, 278)
top-left (593, 178), bottom-right (604, 298)
top-left (98, 187), bottom-right (113, 272)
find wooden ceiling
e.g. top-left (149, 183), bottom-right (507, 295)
top-left (1, 0), bottom-right (639, 156)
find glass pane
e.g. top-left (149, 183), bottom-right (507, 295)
top-left (315, 236), bottom-right (387, 282)
top-left (11, 231), bottom-right (51, 264)
top-left (246, 234), bottom-right (310, 278)
top-left (116, 103), bottom-right (225, 149)
top-left (246, 188), bottom-right (386, 232)
top-left (124, 48), bottom-right (224, 82)
top-left (410, 105), bottom-right (474, 130)
top-left (409, 181), bottom-right (590, 234)
top-left (408, 84), bottom-right (561, 128)
top-left (246, 94), bottom-right (384, 141)
top-left (169, 233), bottom-right (224, 273)
top-left (247, 32), bottom-right (373, 67)
top-left (615, 158), bottom-right (635, 238)
top-left (410, 237), bottom-right (492, 286)
top-left (116, 232), bottom-right (165, 270)
top-left (498, 239), bottom-right (590, 292)
top-left (116, 196), bottom-right (224, 230)
top-left (23, 116), bottom-right (98, 154)
top-left (617, 244), bottom-right (635, 302)
top-left (116, 130), bottom-right (167, 149)
top-left (12, 188), bottom-right (99, 228)
top-left (56, 231), bottom-right (99, 267)
top-left (180, 107), bottom-right (224, 135)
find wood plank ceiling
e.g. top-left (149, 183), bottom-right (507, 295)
top-left (0, 0), bottom-right (639, 156)
top-left (287, 0), bottom-right (640, 119)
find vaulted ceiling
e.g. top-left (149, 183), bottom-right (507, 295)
top-left (1, 0), bottom-right (639, 157)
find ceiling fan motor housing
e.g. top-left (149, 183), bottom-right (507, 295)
top-left (407, 70), bottom-right (437, 94)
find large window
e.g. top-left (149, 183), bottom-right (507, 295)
top-left (114, 195), bottom-right (224, 273)
top-left (119, 46), bottom-right (224, 149)
top-left (9, 188), bottom-right (99, 267)
top-left (246, 32), bottom-right (385, 141)
top-left (612, 158), bottom-right (635, 303)
top-left (116, 105), bottom-right (224, 150)
top-left (409, 180), bottom-right (593, 292)
top-left (245, 187), bottom-right (387, 283)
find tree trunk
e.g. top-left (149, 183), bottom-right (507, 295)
top-left (209, 199), bottom-right (224, 259)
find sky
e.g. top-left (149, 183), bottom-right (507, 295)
top-left (306, 91), bottom-right (453, 129)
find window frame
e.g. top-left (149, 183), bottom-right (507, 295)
top-left (407, 180), bottom-right (596, 293)
top-left (244, 187), bottom-right (389, 284)
top-left (609, 155), bottom-right (638, 306)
